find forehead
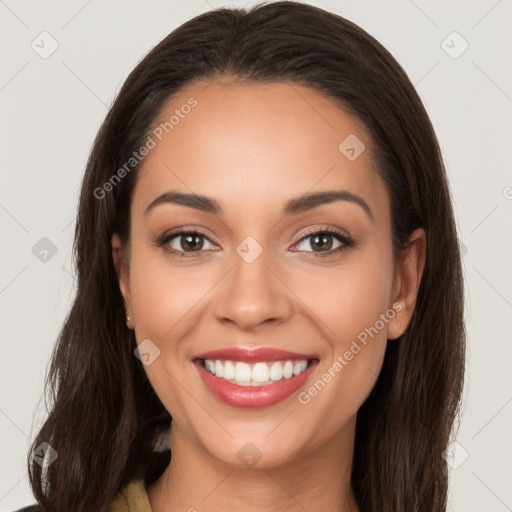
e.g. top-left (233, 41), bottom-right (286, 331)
top-left (131, 79), bottom-right (389, 223)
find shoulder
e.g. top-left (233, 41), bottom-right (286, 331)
top-left (11, 480), bottom-right (152, 512)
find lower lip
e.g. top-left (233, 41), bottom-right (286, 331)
top-left (194, 359), bottom-right (319, 408)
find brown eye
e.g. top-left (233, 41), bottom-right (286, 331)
top-left (289, 226), bottom-right (355, 259)
top-left (294, 229), bottom-right (350, 254)
top-left (156, 229), bottom-right (220, 258)
top-left (177, 233), bottom-right (204, 252)
top-left (167, 232), bottom-right (216, 253)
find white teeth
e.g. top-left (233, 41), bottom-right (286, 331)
top-left (205, 360), bottom-right (216, 374)
top-left (294, 360), bottom-right (308, 375)
top-left (234, 361), bottom-right (252, 382)
top-left (223, 360), bottom-right (235, 380)
top-left (283, 361), bottom-right (293, 379)
top-left (215, 360), bottom-right (224, 378)
top-left (252, 362), bottom-right (270, 383)
top-left (203, 358), bottom-right (311, 385)
top-left (269, 361), bottom-right (283, 381)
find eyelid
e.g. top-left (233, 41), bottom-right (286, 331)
top-left (158, 225), bottom-right (221, 245)
top-left (296, 224), bottom-right (351, 240)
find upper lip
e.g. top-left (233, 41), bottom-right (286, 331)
top-left (193, 347), bottom-right (317, 363)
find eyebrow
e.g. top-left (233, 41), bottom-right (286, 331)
top-left (145, 189), bottom-right (374, 221)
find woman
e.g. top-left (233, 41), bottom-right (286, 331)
top-left (20, 1), bottom-right (465, 511)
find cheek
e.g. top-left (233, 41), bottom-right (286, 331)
top-left (129, 246), bottom-right (210, 342)
top-left (293, 244), bottom-right (395, 346)
top-left (127, 247), bottom-right (209, 426)
top-left (127, 245), bottom-right (221, 411)
top-left (331, 245), bottom-right (394, 373)
top-left (292, 244), bottom-right (394, 419)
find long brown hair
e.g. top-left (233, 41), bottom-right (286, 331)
top-left (27, 2), bottom-right (465, 511)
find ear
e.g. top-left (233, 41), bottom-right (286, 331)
top-left (112, 233), bottom-right (133, 326)
top-left (387, 228), bottom-right (427, 340)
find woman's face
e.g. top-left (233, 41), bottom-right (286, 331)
top-left (113, 79), bottom-right (424, 468)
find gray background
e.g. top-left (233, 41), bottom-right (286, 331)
top-left (1, 1), bottom-right (511, 510)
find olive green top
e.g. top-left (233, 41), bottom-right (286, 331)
top-left (108, 479), bottom-right (153, 512)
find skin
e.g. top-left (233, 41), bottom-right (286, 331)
top-left (112, 78), bottom-right (426, 512)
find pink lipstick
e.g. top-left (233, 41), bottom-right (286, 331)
top-left (193, 347), bottom-right (319, 408)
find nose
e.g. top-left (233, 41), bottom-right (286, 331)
top-left (213, 247), bottom-right (293, 332)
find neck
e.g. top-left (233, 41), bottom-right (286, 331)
top-left (148, 417), bottom-right (359, 512)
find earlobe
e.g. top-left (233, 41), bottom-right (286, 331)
top-left (387, 228), bottom-right (427, 340)
top-left (387, 301), bottom-right (404, 340)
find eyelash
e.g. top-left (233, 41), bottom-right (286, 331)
top-left (155, 226), bottom-right (354, 259)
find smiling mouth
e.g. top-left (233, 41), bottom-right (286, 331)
top-left (197, 358), bottom-right (318, 387)
top-left (192, 346), bottom-right (320, 408)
